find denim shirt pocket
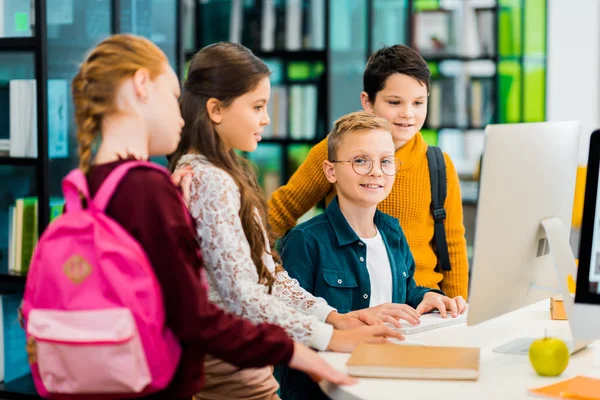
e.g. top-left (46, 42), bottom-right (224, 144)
top-left (322, 269), bottom-right (358, 313)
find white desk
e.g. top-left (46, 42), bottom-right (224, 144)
top-left (319, 301), bottom-right (600, 400)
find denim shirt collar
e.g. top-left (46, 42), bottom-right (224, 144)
top-left (325, 196), bottom-right (403, 247)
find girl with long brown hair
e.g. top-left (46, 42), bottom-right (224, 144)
top-left (170, 42), bottom-right (403, 399)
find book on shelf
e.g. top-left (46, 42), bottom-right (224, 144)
top-left (196, 0), bottom-right (325, 51)
top-left (48, 79), bottom-right (69, 159)
top-left (288, 84), bottom-right (318, 140)
top-left (346, 343), bottom-right (480, 380)
top-left (474, 8), bottom-right (495, 58)
top-left (8, 197), bottom-right (38, 277)
top-left (426, 78), bottom-right (459, 129)
top-left (9, 79), bottom-right (37, 158)
top-left (263, 85), bottom-right (288, 139)
top-left (468, 78), bottom-right (494, 128)
top-left (0, 83), bottom-right (9, 152)
top-left (0, 293), bottom-right (30, 383)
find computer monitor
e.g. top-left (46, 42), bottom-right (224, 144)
top-left (571, 129), bottom-right (600, 341)
top-left (467, 121), bottom-right (581, 351)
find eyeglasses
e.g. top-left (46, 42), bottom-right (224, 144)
top-left (331, 156), bottom-right (401, 176)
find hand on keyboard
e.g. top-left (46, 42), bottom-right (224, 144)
top-left (415, 293), bottom-right (467, 317)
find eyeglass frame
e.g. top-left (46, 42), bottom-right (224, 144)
top-left (330, 155), bottom-right (402, 176)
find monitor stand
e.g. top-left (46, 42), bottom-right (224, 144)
top-left (492, 217), bottom-right (581, 355)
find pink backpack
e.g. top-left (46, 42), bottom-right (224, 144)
top-left (21, 162), bottom-right (182, 399)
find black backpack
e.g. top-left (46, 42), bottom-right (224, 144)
top-left (426, 146), bottom-right (451, 272)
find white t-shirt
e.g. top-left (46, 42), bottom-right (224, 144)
top-left (360, 228), bottom-right (393, 307)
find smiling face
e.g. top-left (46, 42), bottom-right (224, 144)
top-left (324, 128), bottom-right (396, 208)
top-left (213, 76), bottom-right (271, 152)
top-left (361, 72), bottom-right (428, 150)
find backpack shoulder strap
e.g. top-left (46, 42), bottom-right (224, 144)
top-left (93, 161), bottom-right (170, 212)
top-left (426, 146), bottom-right (451, 272)
top-left (62, 169), bottom-right (91, 212)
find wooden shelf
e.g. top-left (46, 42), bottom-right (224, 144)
top-left (0, 374), bottom-right (40, 399)
top-left (0, 157), bottom-right (38, 167)
top-left (0, 273), bottom-right (27, 284)
top-left (0, 38), bottom-right (36, 52)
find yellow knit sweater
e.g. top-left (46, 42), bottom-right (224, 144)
top-left (268, 133), bottom-right (469, 299)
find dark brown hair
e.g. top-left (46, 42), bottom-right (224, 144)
top-left (168, 42), bottom-right (280, 290)
top-left (72, 34), bottom-right (167, 173)
top-left (363, 44), bottom-right (431, 103)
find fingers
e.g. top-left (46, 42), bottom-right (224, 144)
top-left (434, 296), bottom-right (448, 318)
top-left (374, 304), bottom-right (420, 324)
top-left (323, 369), bottom-right (357, 386)
top-left (382, 314), bottom-right (401, 328)
top-left (356, 310), bottom-right (383, 326)
top-left (171, 166), bottom-right (194, 186)
top-left (454, 296), bottom-right (467, 314)
top-left (415, 302), bottom-right (428, 315)
top-left (181, 174), bottom-right (192, 206)
top-left (443, 297), bottom-right (458, 318)
top-left (368, 325), bottom-right (405, 341)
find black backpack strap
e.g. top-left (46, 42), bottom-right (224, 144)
top-left (426, 146), bottom-right (451, 272)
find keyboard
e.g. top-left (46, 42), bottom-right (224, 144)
top-left (389, 311), bottom-right (468, 335)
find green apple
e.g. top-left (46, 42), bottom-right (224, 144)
top-left (528, 337), bottom-right (570, 376)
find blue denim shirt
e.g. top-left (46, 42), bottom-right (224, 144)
top-left (280, 196), bottom-right (442, 314)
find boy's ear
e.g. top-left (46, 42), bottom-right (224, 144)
top-left (323, 160), bottom-right (337, 184)
top-left (360, 91), bottom-right (374, 113)
top-left (206, 98), bottom-right (223, 124)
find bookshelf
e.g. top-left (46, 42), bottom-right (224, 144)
top-left (394, 0), bottom-right (548, 198)
top-left (0, 0), bottom-right (183, 396)
top-left (381, 0), bottom-right (547, 263)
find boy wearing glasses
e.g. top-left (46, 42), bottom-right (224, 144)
top-left (276, 111), bottom-right (461, 400)
top-left (279, 111), bottom-right (458, 316)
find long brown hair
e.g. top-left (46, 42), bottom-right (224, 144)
top-left (72, 34), bottom-right (167, 173)
top-left (169, 42), bottom-right (280, 290)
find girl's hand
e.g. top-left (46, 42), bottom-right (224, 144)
top-left (171, 166), bottom-right (194, 206)
top-left (327, 325), bottom-right (405, 353)
top-left (288, 342), bottom-right (356, 385)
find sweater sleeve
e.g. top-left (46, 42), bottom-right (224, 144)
top-left (268, 138), bottom-right (332, 238)
top-left (108, 169), bottom-right (295, 368)
top-left (440, 154), bottom-right (469, 299)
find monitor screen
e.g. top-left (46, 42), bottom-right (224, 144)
top-left (576, 129), bottom-right (600, 303)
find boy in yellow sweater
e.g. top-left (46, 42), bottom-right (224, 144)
top-left (268, 45), bottom-right (469, 299)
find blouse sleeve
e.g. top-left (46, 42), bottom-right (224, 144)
top-left (186, 164), bottom-right (333, 351)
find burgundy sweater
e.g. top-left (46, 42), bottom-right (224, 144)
top-left (87, 160), bottom-right (294, 399)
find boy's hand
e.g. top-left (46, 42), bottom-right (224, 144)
top-left (327, 325), bottom-right (405, 353)
top-left (416, 293), bottom-right (467, 318)
top-left (325, 310), bottom-right (382, 330)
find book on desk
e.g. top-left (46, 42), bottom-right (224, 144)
top-left (346, 343), bottom-right (480, 380)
